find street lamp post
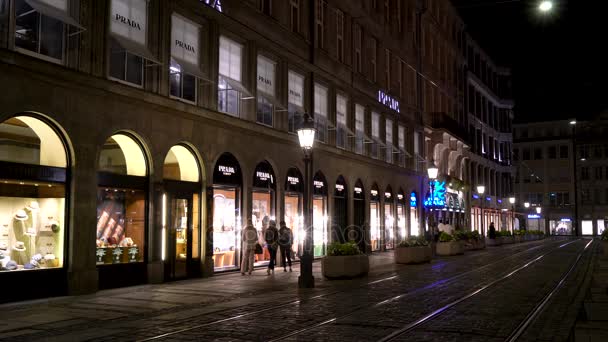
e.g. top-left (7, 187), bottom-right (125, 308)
top-left (570, 120), bottom-right (578, 236)
top-left (477, 185), bottom-right (486, 236)
top-left (536, 206), bottom-right (542, 233)
top-left (509, 197), bottom-right (516, 232)
top-left (427, 159), bottom-right (438, 237)
top-left (297, 113), bottom-right (316, 288)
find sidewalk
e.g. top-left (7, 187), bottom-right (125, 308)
top-left (574, 242), bottom-right (608, 341)
top-left (0, 252), bottom-right (399, 340)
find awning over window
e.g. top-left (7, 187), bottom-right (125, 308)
top-left (25, 0), bottom-right (84, 30)
top-left (171, 13), bottom-right (208, 81)
top-left (110, 0), bottom-right (160, 65)
top-left (112, 34), bottom-right (161, 65)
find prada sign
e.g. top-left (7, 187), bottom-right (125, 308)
top-left (114, 13), bottom-right (141, 30)
top-left (200, 0), bottom-right (223, 12)
top-left (171, 14), bottom-right (200, 68)
top-left (110, 0), bottom-right (148, 45)
top-left (218, 165), bottom-right (235, 176)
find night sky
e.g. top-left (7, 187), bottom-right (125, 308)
top-left (452, 0), bottom-right (608, 123)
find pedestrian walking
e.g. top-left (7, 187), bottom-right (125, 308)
top-left (488, 222), bottom-right (497, 239)
top-left (278, 221), bottom-right (293, 272)
top-left (265, 220), bottom-right (279, 275)
top-left (241, 219), bottom-right (257, 275)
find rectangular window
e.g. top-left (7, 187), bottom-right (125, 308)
top-left (414, 131), bottom-right (421, 171)
top-left (109, 40), bottom-right (144, 86)
top-left (385, 49), bottom-right (391, 89)
top-left (559, 145), bottom-right (568, 159)
top-left (314, 84), bottom-right (328, 143)
top-left (385, 118), bottom-right (393, 163)
top-left (336, 94), bottom-right (348, 149)
top-left (288, 70), bottom-right (305, 133)
top-left (260, 0), bottom-right (272, 16)
top-left (398, 125), bottom-right (405, 166)
top-left (355, 104), bottom-right (365, 155)
top-left (581, 167), bottom-right (589, 180)
top-left (398, 60), bottom-right (404, 99)
top-left (370, 37), bottom-right (377, 82)
top-left (523, 148), bottom-right (530, 160)
top-left (290, 0), bottom-right (299, 33)
top-left (384, 0), bottom-right (390, 22)
top-left (595, 166), bottom-right (603, 180)
top-left (315, 0), bottom-right (325, 49)
top-left (336, 9), bottom-right (344, 62)
top-left (14, 0), bottom-right (65, 63)
top-left (548, 146), bottom-right (557, 159)
top-left (533, 148), bottom-right (542, 160)
top-left (371, 111), bottom-right (380, 159)
top-left (170, 14), bottom-right (201, 103)
top-left (396, 0), bottom-right (402, 33)
top-left (354, 24), bottom-right (362, 73)
top-left (218, 36), bottom-right (244, 117)
top-left (256, 55), bottom-right (276, 126)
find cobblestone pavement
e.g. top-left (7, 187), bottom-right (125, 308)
top-left (0, 238), bottom-right (593, 342)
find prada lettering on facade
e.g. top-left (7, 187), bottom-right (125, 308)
top-left (200, 0), bottom-right (223, 13)
top-left (110, 0), bottom-right (147, 44)
top-left (378, 90), bottom-right (400, 113)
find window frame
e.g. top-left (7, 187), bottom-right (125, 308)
top-left (13, 1), bottom-right (66, 65)
top-left (169, 60), bottom-right (198, 104)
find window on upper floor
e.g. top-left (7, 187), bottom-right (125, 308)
top-left (260, 0), bottom-right (272, 16)
top-left (290, 0), bottom-right (300, 33)
top-left (559, 145), bottom-right (568, 159)
top-left (256, 55), bottom-right (276, 127)
top-left (169, 14), bottom-right (203, 104)
top-left (548, 146), bottom-right (557, 159)
top-left (218, 36), bottom-right (245, 117)
top-left (336, 94), bottom-right (349, 150)
top-left (385, 118), bottom-right (394, 163)
top-left (396, 0), bottom-right (402, 33)
top-left (384, 0), bottom-right (390, 23)
top-left (581, 167), bottom-right (589, 180)
top-left (314, 83), bottom-right (328, 143)
top-left (522, 148), bottom-right (530, 160)
top-left (354, 24), bottom-right (362, 73)
top-left (315, 0), bottom-right (325, 49)
top-left (595, 166), bottom-right (603, 180)
top-left (385, 49), bottom-right (391, 89)
top-left (288, 70), bottom-right (305, 133)
top-left (336, 9), bottom-right (344, 62)
top-left (398, 124), bottom-right (406, 167)
top-left (354, 104), bottom-right (366, 155)
top-left (13, 0), bottom-right (78, 63)
top-left (533, 148), bottom-right (542, 160)
top-left (513, 148), bottom-right (519, 161)
top-left (371, 111), bottom-right (380, 159)
top-left (370, 37), bottom-right (377, 82)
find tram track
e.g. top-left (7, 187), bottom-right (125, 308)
top-left (135, 238), bottom-right (570, 342)
top-left (375, 238), bottom-right (593, 342)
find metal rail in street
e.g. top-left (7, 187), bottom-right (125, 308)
top-left (376, 238), bottom-right (590, 342)
top-left (137, 238), bottom-right (567, 342)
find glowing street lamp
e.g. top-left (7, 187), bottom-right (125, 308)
top-left (524, 202), bottom-right (530, 208)
top-left (538, 1), bottom-right (553, 12)
top-left (297, 113), bottom-right (316, 288)
top-left (477, 185), bottom-right (486, 236)
top-left (509, 197), bottom-right (516, 232)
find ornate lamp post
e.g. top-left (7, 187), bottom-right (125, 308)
top-left (536, 206), bottom-right (542, 233)
top-left (509, 197), bottom-right (516, 232)
top-left (297, 113), bottom-right (316, 288)
top-left (477, 185), bottom-right (486, 236)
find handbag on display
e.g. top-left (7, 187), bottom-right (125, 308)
top-left (254, 243), bottom-right (263, 254)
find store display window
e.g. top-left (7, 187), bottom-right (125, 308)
top-left (252, 161), bottom-right (275, 265)
top-left (212, 153), bottom-right (242, 270)
top-left (582, 220), bottom-right (593, 235)
top-left (96, 134), bottom-right (148, 265)
top-left (284, 168), bottom-right (303, 257)
top-left (397, 190), bottom-right (406, 241)
top-left (384, 187), bottom-right (394, 250)
top-left (410, 191), bottom-right (419, 236)
top-left (0, 115), bottom-right (69, 272)
top-left (313, 172), bottom-right (328, 257)
top-left (370, 184), bottom-right (380, 251)
top-left (334, 176), bottom-right (348, 243)
top-left (353, 179), bottom-right (366, 253)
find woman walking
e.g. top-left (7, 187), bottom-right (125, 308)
top-left (279, 221), bottom-right (293, 272)
top-left (265, 220), bottom-right (279, 275)
top-left (241, 219), bottom-right (257, 275)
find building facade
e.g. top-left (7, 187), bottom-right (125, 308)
top-left (513, 120), bottom-right (575, 235)
top-left (0, 0), bottom-right (513, 302)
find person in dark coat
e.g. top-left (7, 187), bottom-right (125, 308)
top-left (278, 221), bottom-right (293, 272)
top-left (488, 222), bottom-right (497, 239)
top-left (264, 220), bottom-right (279, 275)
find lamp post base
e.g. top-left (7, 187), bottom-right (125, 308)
top-left (298, 253), bottom-right (315, 288)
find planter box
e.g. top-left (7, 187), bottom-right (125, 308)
top-left (486, 237), bottom-right (503, 246)
top-left (464, 239), bottom-right (486, 251)
top-left (395, 246), bottom-right (432, 264)
top-left (514, 235), bottom-right (522, 243)
top-left (436, 241), bottom-right (464, 256)
top-left (322, 254), bottom-right (369, 279)
top-left (502, 236), bottom-right (514, 244)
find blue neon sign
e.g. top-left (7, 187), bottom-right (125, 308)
top-left (410, 192), bottom-right (417, 207)
top-left (424, 180), bottom-right (446, 208)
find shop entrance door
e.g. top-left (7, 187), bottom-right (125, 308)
top-left (354, 199), bottom-right (365, 252)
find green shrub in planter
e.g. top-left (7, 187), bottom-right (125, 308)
top-left (395, 237), bottom-right (431, 264)
top-left (397, 236), bottom-right (429, 248)
top-left (602, 230), bottom-right (608, 241)
top-left (439, 231), bottom-right (455, 242)
top-left (470, 231), bottom-right (481, 241)
top-left (436, 232), bottom-right (464, 255)
top-left (327, 242), bottom-right (362, 256)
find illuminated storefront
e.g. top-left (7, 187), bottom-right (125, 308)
top-left (334, 176), bottom-right (348, 243)
top-left (162, 145), bottom-right (202, 280)
top-left (370, 183), bottom-right (380, 251)
top-left (384, 186), bottom-right (394, 250)
top-left (312, 172), bottom-right (328, 257)
top-left (549, 218), bottom-right (572, 235)
top-left (211, 153), bottom-right (242, 271)
top-left (96, 133), bottom-right (148, 289)
top-left (410, 192), bottom-right (419, 236)
top-left (284, 168), bottom-right (303, 258)
top-left (396, 189), bottom-right (406, 242)
top-left (252, 161), bottom-right (275, 265)
top-left (353, 180), bottom-right (366, 252)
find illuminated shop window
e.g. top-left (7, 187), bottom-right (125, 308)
top-left (96, 134), bottom-right (148, 265)
top-left (0, 116), bottom-right (69, 272)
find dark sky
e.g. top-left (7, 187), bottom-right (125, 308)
top-left (452, 0), bottom-right (608, 122)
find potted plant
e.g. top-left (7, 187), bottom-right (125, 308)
top-left (500, 230), bottom-right (514, 244)
top-left (601, 230), bottom-right (608, 258)
top-left (322, 242), bottom-right (369, 279)
top-left (463, 231), bottom-right (485, 250)
top-left (513, 230), bottom-right (524, 243)
top-left (395, 237), bottom-right (432, 264)
top-left (486, 230), bottom-right (503, 246)
top-left (436, 232), bottom-right (464, 256)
